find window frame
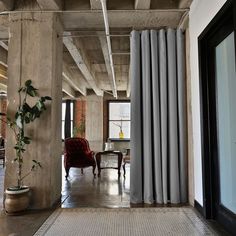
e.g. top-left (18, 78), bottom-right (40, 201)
top-left (107, 100), bottom-right (131, 142)
top-left (62, 100), bottom-right (74, 140)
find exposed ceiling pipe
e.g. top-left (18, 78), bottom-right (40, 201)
top-left (100, 0), bottom-right (117, 99)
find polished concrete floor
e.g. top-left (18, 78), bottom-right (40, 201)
top-left (61, 161), bottom-right (130, 208)
top-left (0, 159), bottom-right (232, 236)
top-left (0, 158), bottom-right (130, 236)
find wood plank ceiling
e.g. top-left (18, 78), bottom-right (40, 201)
top-left (0, 0), bottom-right (192, 99)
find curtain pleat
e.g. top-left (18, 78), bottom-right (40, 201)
top-left (167, 29), bottom-right (180, 204)
top-left (177, 29), bottom-right (188, 203)
top-left (151, 30), bottom-right (163, 204)
top-left (130, 31), bottom-right (143, 203)
top-left (142, 31), bottom-right (154, 204)
top-left (130, 29), bottom-right (187, 204)
top-left (159, 29), bottom-right (168, 204)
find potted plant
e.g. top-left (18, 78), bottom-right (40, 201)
top-left (0, 80), bottom-right (52, 214)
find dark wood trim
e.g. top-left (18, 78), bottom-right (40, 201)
top-left (199, 0), bottom-right (234, 218)
top-left (198, 0), bottom-right (233, 41)
top-left (65, 99), bottom-right (71, 139)
top-left (109, 138), bottom-right (130, 142)
top-left (194, 200), bottom-right (204, 216)
top-left (198, 0), bottom-right (236, 234)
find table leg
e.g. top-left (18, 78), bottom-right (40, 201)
top-left (117, 153), bottom-right (123, 177)
top-left (96, 153), bottom-right (101, 177)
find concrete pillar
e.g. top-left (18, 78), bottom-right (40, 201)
top-left (86, 95), bottom-right (103, 152)
top-left (4, 12), bottom-right (63, 209)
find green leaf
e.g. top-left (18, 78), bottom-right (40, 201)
top-left (44, 96), bottom-right (52, 101)
top-left (32, 160), bottom-right (42, 169)
top-left (16, 116), bottom-right (23, 129)
top-left (27, 89), bottom-right (36, 97)
top-left (24, 136), bottom-right (31, 141)
top-left (24, 115), bottom-right (31, 124)
top-left (23, 139), bottom-right (30, 144)
top-left (22, 103), bottom-right (31, 112)
top-left (25, 80), bottom-right (32, 87)
top-left (23, 137), bottom-right (31, 144)
top-left (36, 101), bottom-right (43, 110)
top-left (18, 87), bottom-right (23, 93)
top-left (40, 97), bottom-right (46, 102)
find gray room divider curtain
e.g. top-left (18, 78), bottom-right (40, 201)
top-left (130, 29), bottom-right (187, 204)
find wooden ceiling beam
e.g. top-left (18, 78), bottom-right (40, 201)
top-left (62, 80), bottom-right (76, 99)
top-left (90, 0), bottom-right (102, 10)
top-left (63, 33), bottom-right (103, 96)
top-left (0, 75), bottom-right (7, 85)
top-left (0, 0), bottom-right (14, 11)
top-left (0, 82), bottom-right (6, 92)
top-left (0, 64), bottom-right (7, 79)
top-left (134, 0), bottom-right (151, 9)
top-left (0, 46), bottom-right (7, 67)
top-left (0, 41), bottom-right (8, 51)
top-left (36, 0), bottom-right (62, 10)
top-left (179, 0), bottom-right (192, 8)
top-left (63, 64), bottom-right (87, 96)
top-left (98, 35), bottom-right (117, 97)
top-left (62, 10), bottom-right (185, 30)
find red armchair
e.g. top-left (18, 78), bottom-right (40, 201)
top-left (64, 138), bottom-right (96, 178)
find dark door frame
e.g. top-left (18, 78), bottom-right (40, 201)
top-left (198, 0), bottom-right (236, 234)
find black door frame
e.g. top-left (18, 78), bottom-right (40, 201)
top-left (198, 0), bottom-right (236, 234)
top-left (198, 0), bottom-right (236, 232)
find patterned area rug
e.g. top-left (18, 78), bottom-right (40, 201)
top-left (34, 207), bottom-right (219, 236)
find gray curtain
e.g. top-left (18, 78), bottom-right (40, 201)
top-left (130, 29), bottom-right (187, 204)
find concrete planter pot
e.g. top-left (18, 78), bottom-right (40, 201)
top-left (4, 186), bottom-right (30, 214)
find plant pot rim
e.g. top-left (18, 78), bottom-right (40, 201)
top-left (6, 186), bottom-right (30, 194)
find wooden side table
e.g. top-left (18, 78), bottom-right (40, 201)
top-left (95, 151), bottom-right (123, 177)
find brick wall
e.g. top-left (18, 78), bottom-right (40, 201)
top-left (0, 98), bottom-right (7, 139)
top-left (74, 100), bottom-right (86, 138)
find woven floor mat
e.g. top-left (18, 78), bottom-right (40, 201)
top-left (34, 207), bottom-right (219, 236)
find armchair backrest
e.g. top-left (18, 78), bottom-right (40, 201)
top-left (65, 138), bottom-right (91, 156)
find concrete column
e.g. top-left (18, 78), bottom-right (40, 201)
top-left (85, 95), bottom-right (103, 152)
top-left (4, 12), bottom-right (63, 209)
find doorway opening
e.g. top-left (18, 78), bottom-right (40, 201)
top-left (61, 98), bottom-right (131, 208)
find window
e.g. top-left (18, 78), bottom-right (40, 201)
top-left (62, 101), bottom-right (74, 140)
top-left (108, 101), bottom-right (130, 140)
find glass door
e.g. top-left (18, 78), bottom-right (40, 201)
top-left (206, 14), bottom-right (236, 233)
top-left (215, 32), bottom-right (236, 215)
top-left (199, 2), bottom-right (236, 234)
